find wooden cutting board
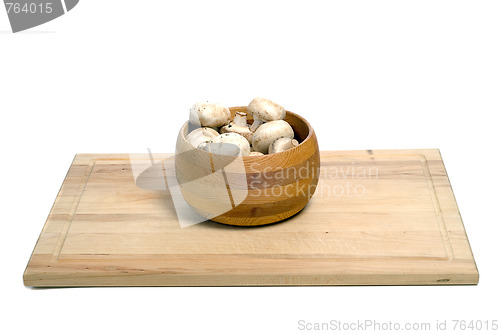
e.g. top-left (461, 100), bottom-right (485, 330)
top-left (23, 149), bottom-right (478, 286)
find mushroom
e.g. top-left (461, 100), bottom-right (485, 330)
top-left (251, 120), bottom-right (294, 154)
top-left (268, 137), bottom-right (299, 154)
top-left (189, 102), bottom-right (231, 128)
top-left (220, 111), bottom-right (253, 142)
top-left (201, 133), bottom-right (251, 157)
top-left (185, 127), bottom-right (219, 148)
top-left (249, 151), bottom-right (265, 157)
top-left (197, 141), bottom-right (211, 151)
top-left (247, 97), bottom-right (286, 132)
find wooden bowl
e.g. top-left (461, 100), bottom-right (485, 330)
top-left (175, 106), bottom-right (320, 226)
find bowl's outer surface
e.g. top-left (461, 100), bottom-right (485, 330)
top-left (175, 107), bottom-right (320, 226)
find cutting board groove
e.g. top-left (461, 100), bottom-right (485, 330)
top-left (23, 149), bottom-right (478, 286)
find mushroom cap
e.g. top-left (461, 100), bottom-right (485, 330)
top-left (210, 133), bottom-right (251, 156)
top-left (189, 102), bottom-right (231, 128)
top-left (251, 120), bottom-right (294, 154)
top-left (268, 137), bottom-right (299, 154)
top-left (220, 124), bottom-right (253, 143)
top-left (247, 97), bottom-right (286, 122)
top-left (197, 141), bottom-right (211, 151)
top-left (185, 127), bottom-right (219, 148)
top-left (249, 151), bottom-right (265, 157)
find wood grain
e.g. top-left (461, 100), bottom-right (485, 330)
top-left (23, 149), bottom-right (479, 287)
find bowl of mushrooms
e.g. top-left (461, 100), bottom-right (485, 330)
top-left (175, 97), bottom-right (320, 226)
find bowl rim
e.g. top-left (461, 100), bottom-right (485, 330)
top-left (180, 107), bottom-right (315, 157)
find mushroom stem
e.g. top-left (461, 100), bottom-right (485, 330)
top-left (234, 112), bottom-right (248, 127)
top-left (250, 116), bottom-right (263, 132)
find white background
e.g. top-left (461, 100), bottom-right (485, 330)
top-left (1, 1), bottom-right (499, 333)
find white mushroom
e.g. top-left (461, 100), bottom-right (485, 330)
top-left (247, 97), bottom-right (286, 132)
top-left (268, 137), bottom-right (299, 154)
top-left (185, 127), bottom-right (219, 148)
top-left (203, 133), bottom-right (251, 157)
top-left (249, 151), bottom-right (265, 157)
top-left (189, 102), bottom-right (231, 128)
top-left (220, 111), bottom-right (253, 143)
top-left (197, 141), bottom-right (211, 151)
top-left (251, 120), bottom-right (294, 154)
